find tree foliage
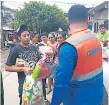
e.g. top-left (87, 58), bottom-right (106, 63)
top-left (12, 1), bottom-right (67, 33)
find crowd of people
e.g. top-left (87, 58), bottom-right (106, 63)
top-left (1, 4), bottom-right (108, 105)
top-left (30, 31), bottom-right (66, 94)
top-left (5, 24), bottom-right (66, 105)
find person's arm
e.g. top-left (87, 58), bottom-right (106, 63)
top-left (5, 65), bottom-right (31, 73)
top-left (5, 47), bottom-right (31, 74)
top-left (51, 43), bottom-right (78, 105)
top-left (55, 43), bottom-right (77, 86)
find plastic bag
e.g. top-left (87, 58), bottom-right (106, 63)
top-left (22, 46), bottom-right (54, 105)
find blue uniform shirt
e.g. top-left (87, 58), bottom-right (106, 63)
top-left (55, 42), bottom-right (77, 87)
top-left (51, 42), bottom-right (103, 105)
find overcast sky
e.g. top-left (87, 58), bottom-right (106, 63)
top-left (4, 0), bottom-right (106, 12)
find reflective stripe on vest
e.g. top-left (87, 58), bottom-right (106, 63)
top-left (66, 32), bottom-right (96, 45)
top-left (71, 66), bottom-right (103, 81)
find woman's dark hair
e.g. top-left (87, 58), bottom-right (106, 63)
top-left (16, 24), bottom-right (30, 37)
top-left (31, 33), bottom-right (38, 40)
top-left (57, 32), bottom-right (66, 40)
top-left (48, 32), bottom-right (55, 37)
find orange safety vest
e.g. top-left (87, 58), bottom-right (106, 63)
top-left (59, 29), bottom-right (103, 85)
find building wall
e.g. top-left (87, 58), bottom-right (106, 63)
top-left (3, 6), bottom-right (15, 26)
top-left (100, 9), bottom-right (108, 19)
top-left (91, 8), bottom-right (108, 33)
top-left (93, 9), bottom-right (108, 22)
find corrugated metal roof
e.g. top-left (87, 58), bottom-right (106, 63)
top-left (89, 1), bottom-right (108, 13)
top-left (3, 27), bottom-right (15, 31)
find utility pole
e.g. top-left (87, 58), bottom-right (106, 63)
top-left (0, 1), bottom-right (4, 49)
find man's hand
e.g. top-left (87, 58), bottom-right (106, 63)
top-left (102, 40), bottom-right (108, 47)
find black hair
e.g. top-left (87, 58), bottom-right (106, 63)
top-left (16, 24), bottom-right (30, 37)
top-left (68, 4), bottom-right (88, 23)
top-left (48, 32), bottom-right (55, 37)
top-left (99, 24), bottom-right (105, 28)
top-left (57, 32), bottom-right (66, 40)
top-left (40, 33), bottom-right (47, 37)
top-left (31, 33), bottom-right (38, 39)
top-left (37, 43), bottom-right (45, 49)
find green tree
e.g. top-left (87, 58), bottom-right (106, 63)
top-left (12, 1), bottom-right (67, 33)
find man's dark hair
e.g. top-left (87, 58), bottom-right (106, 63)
top-left (99, 24), bottom-right (105, 28)
top-left (40, 32), bottom-right (47, 37)
top-left (68, 4), bottom-right (88, 23)
top-left (16, 24), bottom-right (30, 37)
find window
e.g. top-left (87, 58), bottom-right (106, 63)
top-left (104, 20), bottom-right (108, 29)
top-left (94, 23), bottom-right (97, 33)
top-left (94, 22), bottom-right (99, 33)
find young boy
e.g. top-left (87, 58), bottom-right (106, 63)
top-left (5, 25), bottom-right (41, 105)
top-left (40, 33), bottom-right (48, 45)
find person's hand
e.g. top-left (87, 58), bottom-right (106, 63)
top-left (103, 40), bottom-right (108, 47)
top-left (22, 67), bottom-right (33, 75)
top-left (16, 58), bottom-right (29, 67)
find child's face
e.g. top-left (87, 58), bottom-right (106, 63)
top-left (100, 27), bottom-right (106, 34)
top-left (18, 31), bottom-right (30, 45)
top-left (41, 35), bottom-right (48, 43)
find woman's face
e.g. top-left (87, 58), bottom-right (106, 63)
top-left (57, 34), bottom-right (64, 44)
top-left (48, 34), bottom-right (55, 43)
top-left (19, 31), bottom-right (30, 45)
top-left (32, 34), bottom-right (38, 44)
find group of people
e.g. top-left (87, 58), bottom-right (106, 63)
top-left (2, 4), bottom-right (108, 105)
top-left (5, 24), bottom-right (66, 105)
top-left (29, 31), bottom-right (66, 94)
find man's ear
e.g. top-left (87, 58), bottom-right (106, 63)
top-left (67, 18), bottom-right (70, 26)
